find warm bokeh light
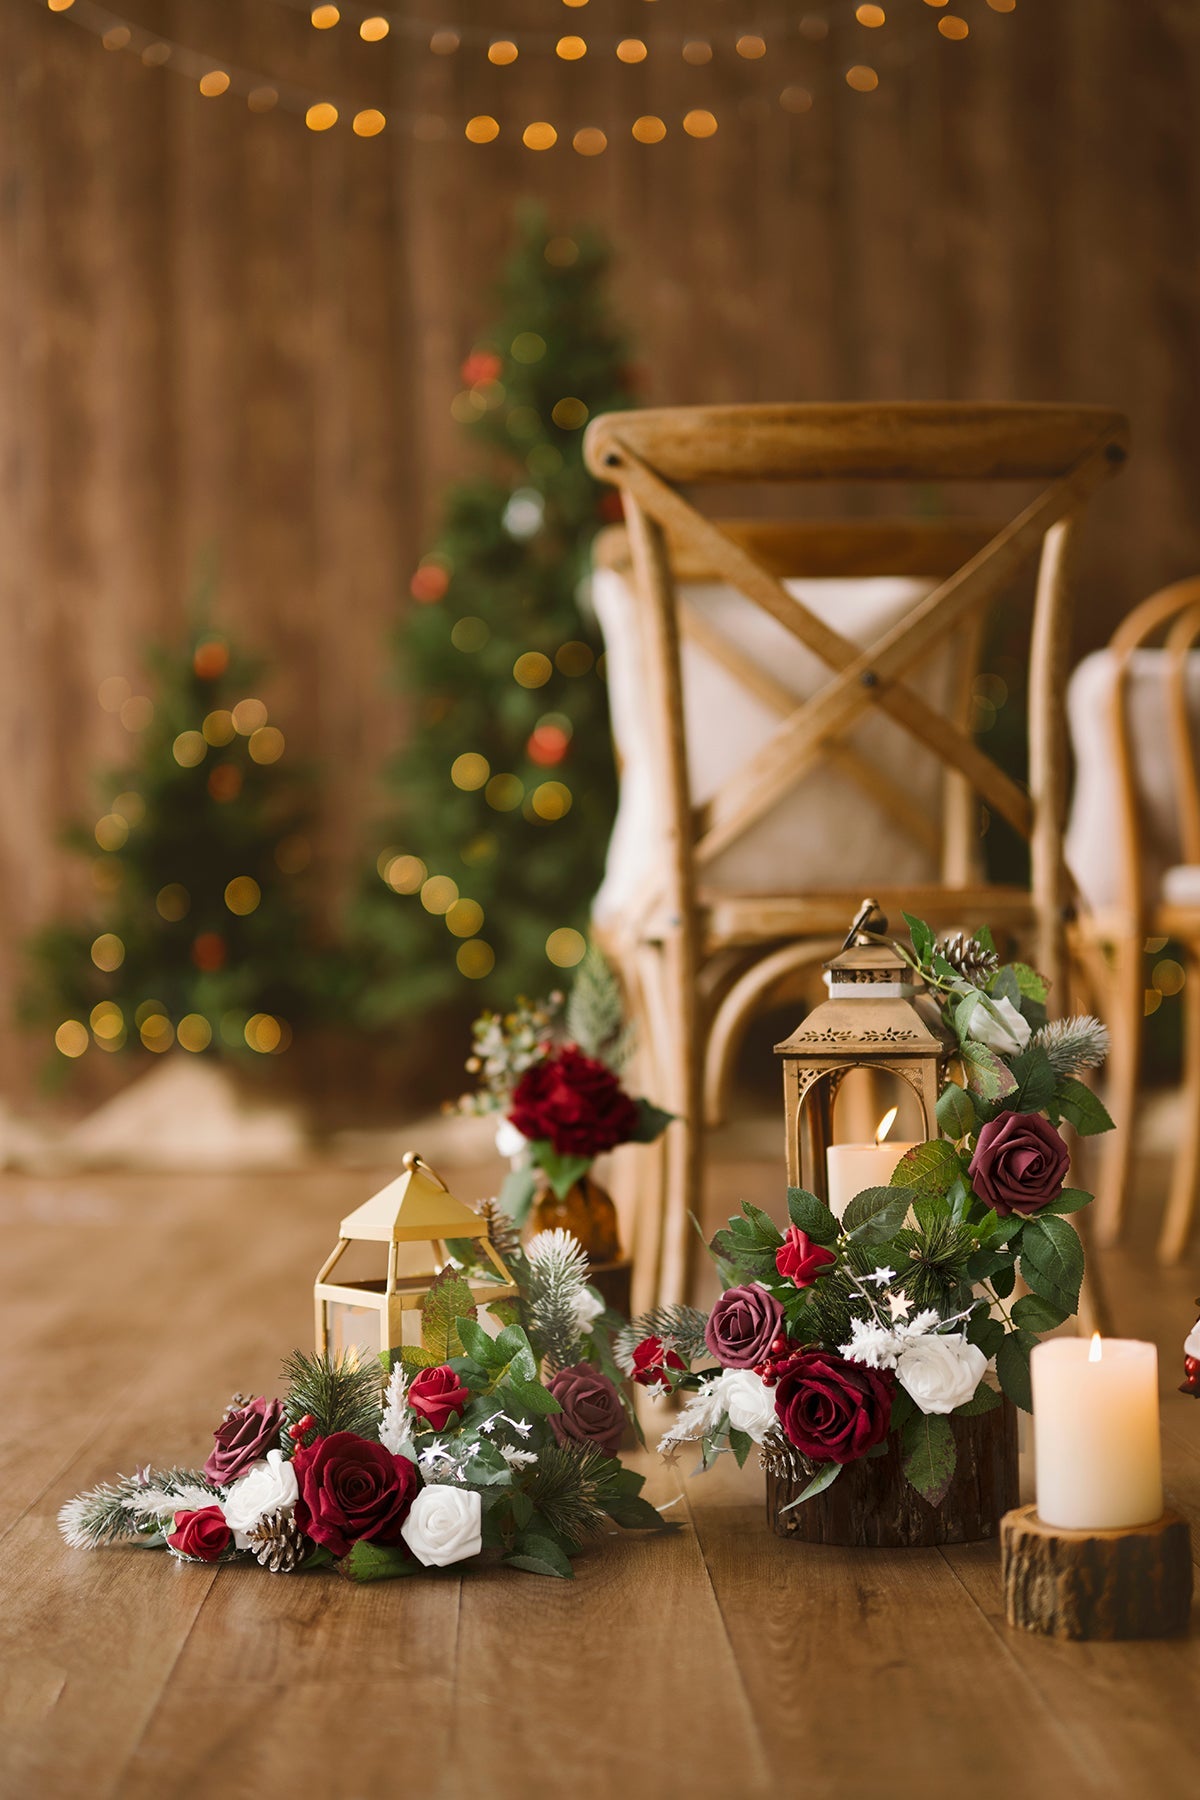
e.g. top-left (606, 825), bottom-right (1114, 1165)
top-left (451, 752), bottom-right (490, 790)
top-left (488, 39), bottom-right (518, 64)
top-left (173, 730), bottom-right (206, 767)
top-left (513, 652), bottom-right (553, 688)
top-left (98, 675), bottom-right (130, 713)
top-left (142, 42), bottom-right (171, 66)
top-left (208, 763), bottom-right (242, 803)
top-left (306, 103), bottom-right (339, 131)
top-left (95, 813), bottom-right (129, 852)
top-left (986, 0), bottom-right (1016, 9)
top-left (384, 854), bottom-right (426, 894)
top-left (856, 4), bottom-right (886, 24)
top-left (198, 71), bottom-right (230, 98)
top-left (55, 1020), bottom-right (89, 1057)
top-left (232, 698), bottom-right (268, 735)
top-left (466, 115), bottom-right (500, 144)
top-left (1144, 988), bottom-right (1163, 1018)
top-left (245, 1012), bottom-right (284, 1053)
top-left (682, 40), bottom-right (711, 65)
top-left (511, 331), bottom-right (546, 363)
top-left (112, 790), bottom-right (145, 825)
top-left (429, 30), bottom-right (459, 54)
top-left (156, 883), bottom-right (190, 921)
top-left (102, 26), bottom-right (131, 50)
top-left (421, 874), bottom-right (459, 915)
top-left (780, 85), bottom-right (813, 113)
top-left (446, 898), bottom-right (485, 938)
top-left (247, 87), bottom-right (279, 113)
top-left (359, 15), bottom-right (389, 39)
top-left (120, 695), bottom-right (154, 731)
top-left (616, 38), bottom-right (646, 62)
top-left (1153, 958), bottom-right (1186, 997)
top-left (353, 110), bottom-right (386, 137)
top-left (457, 940), bottom-right (495, 979)
top-left (546, 927), bottom-right (587, 968)
top-left (845, 64), bottom-right (880, 90)
top-left (224, 875), bottom-right (262, 916)
top-left (249, 725), bottom-right (285, 764)
top-left (90, 1001), bottom-right (124, 1040)
top-left (140, 1013), bottom-right (175, 1053)
top-left (311, 3), bottom-right (339, 25)
top-left (177, 1013), bottom-right (213, 1052)
top-left (736, 34), bottom-right (767, 57)
top-left (556, 641), bottom-right (594, 676)
top-left (938, 15), bottom-right (969, 37)
top-left (531, 781), bottom-right (572, 821)
top-left (202, 709), bottom-right (236, 746)
top-left (682, 110), bottom-right (718, 138)
top-left (47, 0), bottom-right (76, 12)
top-left (551, 396), bottom-right (588, 428)
top-left (573, 129), bottom-right (607, 156)
top-left (556, 36), bottom-right (587, 60)
top-left (451, 616), bottom-right (490, 652)
top-left (523, 122), bottom-right (558, 151)
top-left (485, 773), bottom-right (524, 812)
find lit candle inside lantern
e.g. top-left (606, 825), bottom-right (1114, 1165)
top-left (825, 1107), bottom-right (917, 1222)
top-left (1032, 1334), bottom-right (1163, 1530)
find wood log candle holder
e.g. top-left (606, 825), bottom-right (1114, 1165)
top-left (767, 1402), bottom-right (1019, 1548)
top-left (1001, 1505), bottom-right (1193, 1640)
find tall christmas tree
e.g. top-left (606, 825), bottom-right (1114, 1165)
top-left (24, 610), bottom-right (326, 1071)
top-left (354, 209), bottom-right (635, 1022)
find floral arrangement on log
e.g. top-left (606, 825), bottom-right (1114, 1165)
top-left (621, 918), bottom-right (1114, 1512)
top-left (59, 1225), bottom-right (662, 1582)
top-left (454, 943), bottom-right (670, 1219)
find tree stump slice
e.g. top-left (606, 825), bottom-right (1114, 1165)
top-left (1001, 1505), bottom-right (1194, 1640)
top-left (766, 1401), bottom-right (1019, 1547)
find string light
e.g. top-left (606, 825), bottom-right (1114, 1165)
top-left (359, 15), bottom-right (388, 39)
top-left (522, 122), bottom-right (557, 150)
top-left (683, 109), bottom-right (719, 138)
top-left (555, 641), bottom-right (594, 676)
top-left (513, 652), bottom-right (553, 688)
top-left (555, 36), bottom-right (587, 60)
top-left (845, 64), bottom-right (880, 90)
top-left (197, 68), bottom-right (230, 97)
top-left (353, 109), bottom-right (386, 136)
top-left (682, 40), bottom-right (711, 65)
top-left (310, 4), bottom-right (339, 26)
top-left (551, 397), bottom-right (588, 428)
top-left (177, 1013), bottom-right (213, 1052)
top-left (938, 15), bottom-right (969, 37)
top-left (383, 854), bottom-right (426, 893)
top-left (573, 128), bottom-right (606, 155)
top-left (546, 928), bottom-right (587, 969)
top-left (202, 709), bottom-right (236, 745)
top-left (101, 25), bottom-right (130, 49)
top-left (736, 35), bottom-right (767, 58)
top-left (457, 940), bottom-right (495, 979)
top-left (856, 5), bottom-right (886, 24)
top-left (55, 1021), bottom-right (89, 1058)
top-left (446, 899), bottom-right (484, 937)
top-left (465, 115), bottom-right (500, 143)
top-left (156, 883), bottom-right (190, 920)
top-left (632, 115), bottom-right (666, 144)
top-left (224, 876), bottom-right (262, 915)
top-left (451, 616), bottom-right (490, 651)
top-left (305, 102), bottom-right (338, 130)
top-left (429, 29), bottom-right (459, 54)
top-left (91, 933), bottom-right (125, 972)
top-left (172, 730), bottom-right (206, 767)
top-left (249, 725), bottom-right (285, 763)
top-left (488, 40), bottom-right (518, 64)
top-left (95, 813), bottom-right (129, 851)
top-left (420, 875), bottom-right (459, 915)
top-left (451, 752), bottom-right (490, 790)
top-left (616, 39), bottom-right (646, 62)
top-left (232, 697), bottom-right (268, 734)
top-left (511, 331), bottom-right (546, 363)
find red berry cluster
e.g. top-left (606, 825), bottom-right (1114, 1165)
top-left (288, 1412), bottom-right (317, 1446)
top-left (752, 1338), bottom-right (803, 1389)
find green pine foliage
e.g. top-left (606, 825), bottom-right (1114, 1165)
top-left (280, 1350), bottom-right (383, 1452)
top-left (23, 609), bottom-right (326, 1071)
top-left (354, 207), bottom-right (635, 1022)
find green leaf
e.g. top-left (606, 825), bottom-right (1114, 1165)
top-left (786, 1186), bottom-right (839, 1245)
top-left (604, 1492), bottom-right (668, 1531)
top-left (740, 1202), bottom-right (785, 1248)
top-left (960, 1040), bottom-right (1019, 1100)
top-left (902, 1414), bottom-right (957, 1506)
top-left (1011, 1292), bottom-right (1069, 1332)
top-left (1011, 961), bottom-right (1049, 1004)
top-left (1019, 1213), bottom-right (1084, 1315)
top-left (532, 1145), bottom-right (592, 1201)
top-left (728, 1426), bottom-right (752, 1469)
top-left (420, 1267), bottom-right (477, 1360)
top-left (843, 1185), bottom-right (914, 1242)
top-left (989, 966), bottom-right (1021, 1008)
top-left (954, 1382), bottom-right (1003, 1417)
top-left (1052, 1076), bottom-right (1115, 1137)
top-left (903, 912), bottom-right (934, 963)
top-left (398, 1345), bottom-right (438, 1373)
top-left (455, 1316), bottom-right (503, 1369)
top-left (967, 1314), bottom-right (1006, 1360)
top-left (990, 1263), bottom-right (1016, 1299)
top-left (1039, 1187), bottom-right (1093, 1217)
top-left (631, 1097), bottom-right (674, 1144)
top-left (936, 1082), bottom-right (977, 1138)
top-left (1005, 1048), bottom-right (1057, 1115)
top-left (499, 1164), bottom-right (538, 1226)
top-left (976, 925), bottom-right (997, 955)
top-left (996, 1329), bottom-right (1037, 1412)
top-left (506, 1375), bottom-right (562, 1417)
top-left (504, 1533), bottom-right (575, 1579)
top-left (892, 1139), bottom-right (962, 1198)
top-left (337, 1542), bottom-right (416, 1583)
top-left (779, 1460), bottom-right (842, 1513)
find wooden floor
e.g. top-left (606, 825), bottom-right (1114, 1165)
top-left (3, 1151), bottom-right (1200, 1800)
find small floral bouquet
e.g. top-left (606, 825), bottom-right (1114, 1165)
top-left (60, 1227), bottom-right (662, 1582)
top-left (454, 944), bottom-right (670, 1224)
top-left (620, 918), bottom-right (1113, 1512)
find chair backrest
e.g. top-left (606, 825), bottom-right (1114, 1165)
top-left (1066, 578), bottom-right (1200, 921)
top-left (584, 404), bottom-right (1129, 974)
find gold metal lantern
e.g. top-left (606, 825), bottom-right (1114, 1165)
top-left (775, 903), bottom-right (953, 1207)
top-left (314, 1151), bottom-right (519, 1361)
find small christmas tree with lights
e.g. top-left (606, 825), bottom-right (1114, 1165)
top-left (24, 612), bottom-right (324, 1072)
top-left (353, 209), bottom-right (634, 1024)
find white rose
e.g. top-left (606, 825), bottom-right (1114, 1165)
top-left (1185, 1322), bottom-right (1200, 1361)
top-left (896, 1334), bottom-right (987, 1415)
top-left (967, 994), bottom-right (1031, 1057)
top-left (716, 1369), bottom-right (777, 1444)
top-left (495, 1119), bottom-right (528, 1160)
top-left (400, 1484), bottom-right (483, 1567)
top-left (221, 1449), bottom-right (299, 1548)
top-left (569, 1288), bottom-right (605, 1335)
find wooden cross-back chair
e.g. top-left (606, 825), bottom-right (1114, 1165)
top-left (1070, 577), bottom-right (1200, 1263)
top-left (583, 402), bottom-right (1129, 1311)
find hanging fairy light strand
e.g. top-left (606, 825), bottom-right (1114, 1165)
top-left (36, 0), bottom-right (1016, 140)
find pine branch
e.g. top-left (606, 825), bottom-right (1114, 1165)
top-left (615, 1304), bottom-right (712, 1372)
top-left (565, 944), bottom-right (634, 1071)
top-left (526, 1442), bottom-right (611, 1549)
top-left (523, 1228), bottom-right (590, 1369)
top-left (1030, 1014), bottom-right (1111, 1076)
top-left (58, 1466), bottom-right (218, 1549)
top-left (280, 1349), bottom-right (383, 1450)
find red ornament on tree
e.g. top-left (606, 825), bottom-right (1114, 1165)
top-left (526, 724), bottom-right (569, 767)
top-left (410, 563), bottom-right (450, 605)
top-left (192, 931), bottom-right (227, 973)
top-left (460, 350), bottom-right (503, 387)
top-left (193, 638), bottom-right (230, 680)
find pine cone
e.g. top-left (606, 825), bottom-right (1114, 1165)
top-left (247, 1508), bottom-right (309, 1574)
top-left (758, 1429), bottom-right (811, 1485)
top-left (479, 1198), bottom-right (521, 1268)
top-left (222, 1392), bottom-right (250, 1421)
top-left (934, 931), bottom-right (999, 982)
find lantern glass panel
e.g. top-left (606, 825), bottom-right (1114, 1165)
top-left (327, 1299), bottom-right (382, 1362)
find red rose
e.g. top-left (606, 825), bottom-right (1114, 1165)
top-left (705, 1285), bottom-right (784, 1368)
top-left (630, 1335), bottom-right (686, 1388)
top-left (774, 1350), bottom-right (894, 1464)
top-left (969, 1111), bottom-right (1070, 1218)
top-left (292, 1432), bottom-right (418, 1558)
top-left (509, 1046), bottom-right (640, 1160)
top-left (547, 1364), bottom-right (626, 1456)
top-left (775, 1227), bottom-right (837, 1290)
top-left (167, 1505), bottom-right (232, 1562)
top-left (203, 1395), bottom-right (284, 1484)
top-left (408, 1364), bottom-right (471, 1432)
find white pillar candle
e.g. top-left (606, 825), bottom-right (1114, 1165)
top-left (825, 1108), bottom-right (915, 1220)
top-left (1031, 1335), bottom-right (1163, 1530)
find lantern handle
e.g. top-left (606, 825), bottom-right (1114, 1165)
top-left (842, 897), bottom-right (889, 950)
top-left (401, 1150), bottom-right (451, 1191)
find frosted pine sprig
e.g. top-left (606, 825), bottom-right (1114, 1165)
top-left (565, 944), bottom-right (634, 1072)
top-left (58, 1466), bottom-right (219, 1549)
top-left (378, 1361), bottom-right (411, 1455)
top-left (1030, 1015), bottom-right (1111, 1076)
top-left (524, 1228), bottom-right (591, 1369)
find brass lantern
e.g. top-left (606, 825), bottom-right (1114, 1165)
top-left (775, 904), bottom-right (953, 1205)
top-left (314, 1151), bottom-right (519, 1361)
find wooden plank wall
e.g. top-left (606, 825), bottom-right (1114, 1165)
top-left (1, 0), bottom-right (1198, 1099)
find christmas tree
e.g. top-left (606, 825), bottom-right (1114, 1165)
top-left (24, 610), bottom-right (326, 1071)
top-left (353, 208), bottom-right (635, 1025)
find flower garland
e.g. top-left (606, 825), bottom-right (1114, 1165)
top-left (620, 918), bottom-right (1115, 1510)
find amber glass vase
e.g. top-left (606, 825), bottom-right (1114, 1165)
top-left (529, 1170), bottom-right (621, 1264)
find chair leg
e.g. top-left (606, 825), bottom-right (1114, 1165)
top-left (656, 933), bottom-right (704, 1310)
top-left (1094, 936), bottom-right (1144, 1248)
top-left (1160, 950), bottom-right (1200, 1264)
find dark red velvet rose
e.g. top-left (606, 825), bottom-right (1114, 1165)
top-left (508, 1046), bottom-right (640, 1160)
top-left (775, 1227), bottom-right (837, 1290)
top-left (548, 1364), bottom-right (626, 1456)
top-left (203, 1395), bottom-right (284, 1485)
top-left (408, 1364), bottom-right (471, 1432)
top-left (969, 1111), bottom-right (1070, 1218)
top-left (167, 1505), bottom-right (232, 1562)
top-left (774, 1350), bottom-right (894, 1464)
top-left (292, 1432), bottom-right (418, 1558)
top-left (705, 1285), bottom-right (785, 1368)
top-left (630, 1335), bottom-right (686, 1388)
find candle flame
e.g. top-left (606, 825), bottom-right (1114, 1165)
top-left (875, 1107), bottom-right (899, 1147)
top-left (1089, 1332), bottom-right (1103, 1363)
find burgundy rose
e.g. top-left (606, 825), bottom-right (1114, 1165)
top-left (630, 1335), bottom-right (685, 1388)
top-left (547, 1364), bottom-right (625, 1457)
top-left (167, 1506), bottom-right (232, 1562)
top-left (774, 1350), bottom-right (894, 1464)
top-left (292, 1431), bottom-right (418, 1558)
top-left (705, 1285), bottom-right (784, 1369)
top-left (775, 1227), bottom-right (837, 1290)
top-left (969, 1111), bottom-right (1070, 1218)
top-left (408, 1364), bottom-right (471, 1432)
top-left (508, 1046), bottom-right (640, 1160)
top-left (203, 1395), bottom-right (284, 1485)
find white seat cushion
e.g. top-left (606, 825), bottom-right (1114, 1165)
top-left (1162, 864), bottom-right (1200, 908)
top-left (591, 568), bottom-right (959, 925)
